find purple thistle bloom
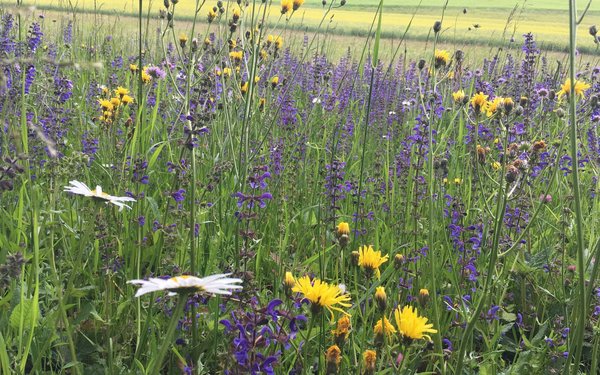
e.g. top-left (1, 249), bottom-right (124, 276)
top-left (146, 66), bottom-right (166, 79)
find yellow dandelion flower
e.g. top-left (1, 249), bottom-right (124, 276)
top-left (129, 64), bottom-right (139, 73)
top-left (491, 161), bottom-right (502, 170)
top-left (240, 82), bottom-right (249, 94)
top-left (470, 92), bottom-right (489, 114)
top-left (558, 78), bottom-right (591, 100)
top-left (141, 70), bottom-right (152, 84)
top-left (357, 245), bottom-right (389, 279)
top-left (292, 0), bottom-right (305, 11)
top-left (292, 275), bottom-right (351, 319)
top-left (115, 86), bottom-right (129, 98)
top-left (434, 50), bottom-right (450, 68)
top-left (452, 89), bottom-right (465, 104)
top-left (207, 8), bottom-right (217, 23)
top-left (229, 50), bottom-right (243, 63)
top-left (337, 222), bottom-right (350, 236)
top-left (374, 316), bottom-right (397, 339)
top-left (275, 36), bottom-right (283, 49)
top-left (271, 76), bottom-right (279, 87)
top-left (393, 305), bottom-right (438, 341)
top-left (98, 99), bottom-right (114, 111)
top-left (121, 95), bottom-right (134, 105)
top-left (281, 0), bottom-right (293, 14)
top-left (486, 96), bottom-right (504, 117)
top-left (232, 7), bottom-right (241, 20)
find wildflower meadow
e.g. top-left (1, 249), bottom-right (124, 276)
top-left (1, 0), bottom-right (600, 374)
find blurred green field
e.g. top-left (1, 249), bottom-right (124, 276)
top-left (5, 0), bottom-right (600, 51)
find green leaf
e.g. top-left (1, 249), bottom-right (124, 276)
top-left (9, 298), bottom-right (39, 330)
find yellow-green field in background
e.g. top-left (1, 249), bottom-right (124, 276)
top-left (5, 0), bottom-right (600, 50)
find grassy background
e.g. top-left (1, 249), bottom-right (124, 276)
top-left (5, 0), bottom-right (600, 52)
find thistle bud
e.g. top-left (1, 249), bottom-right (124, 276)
top-left (590, 25), bottom-right (598, 36)
top-left (418, 59), bottom-right (426, 70)
top-left (455, 49), bottom-right (464, 62)
top-left (340, 0), bottom-right (346, 5)
top-left (163, 0), bottom-right (169, 8)
top-left (548, 90), bottom-right (556, 101)
top-left (433, 20), bottom-right (442, 34)
top-left (555, 108), bottom-right (565, 118)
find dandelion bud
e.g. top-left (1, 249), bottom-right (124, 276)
top-left (163, 0), bottom-right (169, 8)
top-left (394, 253), bottom-right (405, 269)
top-left (548, 90), bottom-right (556, 100)
top-left (555, 108), bottom-right (565, 118)
top-left (217, 0), bottom-right (223, 7)
top-left (418, 288), bottom-right (429, 306)
top-left (433, 20), bottom-right (442, 34)
top-left (351, 251), bottom-right (360, 266)
top-left (418, 59), bottom-right (426, 70)
top-left (178, 33), bottom-right (188, 48)
top-left (322, 0), bottom-right (326, 5)
top-left (283, 271), bottom-right (295, 295)
top-left (171, 0), bottom-right (179, 4)
top-left (502, 97), bottom-right (514, 114)
top-left (591, 94), bottom-right (599, 108)
top-left (375, 286), bottom-right (387, 312)
top-left (340, 0), bottom-right (346, 5)
top-left (590, 25), bottom-right (598, 37)
top-left (363, 350), bottom-right (377, 375)
top-left (463, 8), bottom-right (467, 14)
top-left (519, 96), bottom-right (528, 107)
top-left (325, 345), bottom-right (342, 375)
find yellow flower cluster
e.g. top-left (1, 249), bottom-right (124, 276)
top-left (98, 86), bottom-right (133, 124)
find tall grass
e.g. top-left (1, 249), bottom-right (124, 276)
top-left (0, 0), bottom-right (600, 374)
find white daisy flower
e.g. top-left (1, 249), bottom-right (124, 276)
top-left (312, 97), bottom-right (322, 104)
top-left (64, 180), bottom-right (136, 211)
top-left (127, 273), bottom-right (243, 297)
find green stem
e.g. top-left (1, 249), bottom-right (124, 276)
top-left (567, 0), bottom-right (587, 373)
top-left (150, 295), bottom-right (187, 375)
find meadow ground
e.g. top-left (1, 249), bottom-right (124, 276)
top-left (8, 0), bottom-right (600, 51)
top-left (1, 0), bottom-right (600, 374)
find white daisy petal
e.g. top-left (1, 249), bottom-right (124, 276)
top-left (63, 180), bottom-right (136, 210)
top-left (128, 273), bottom-right (243, 297)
